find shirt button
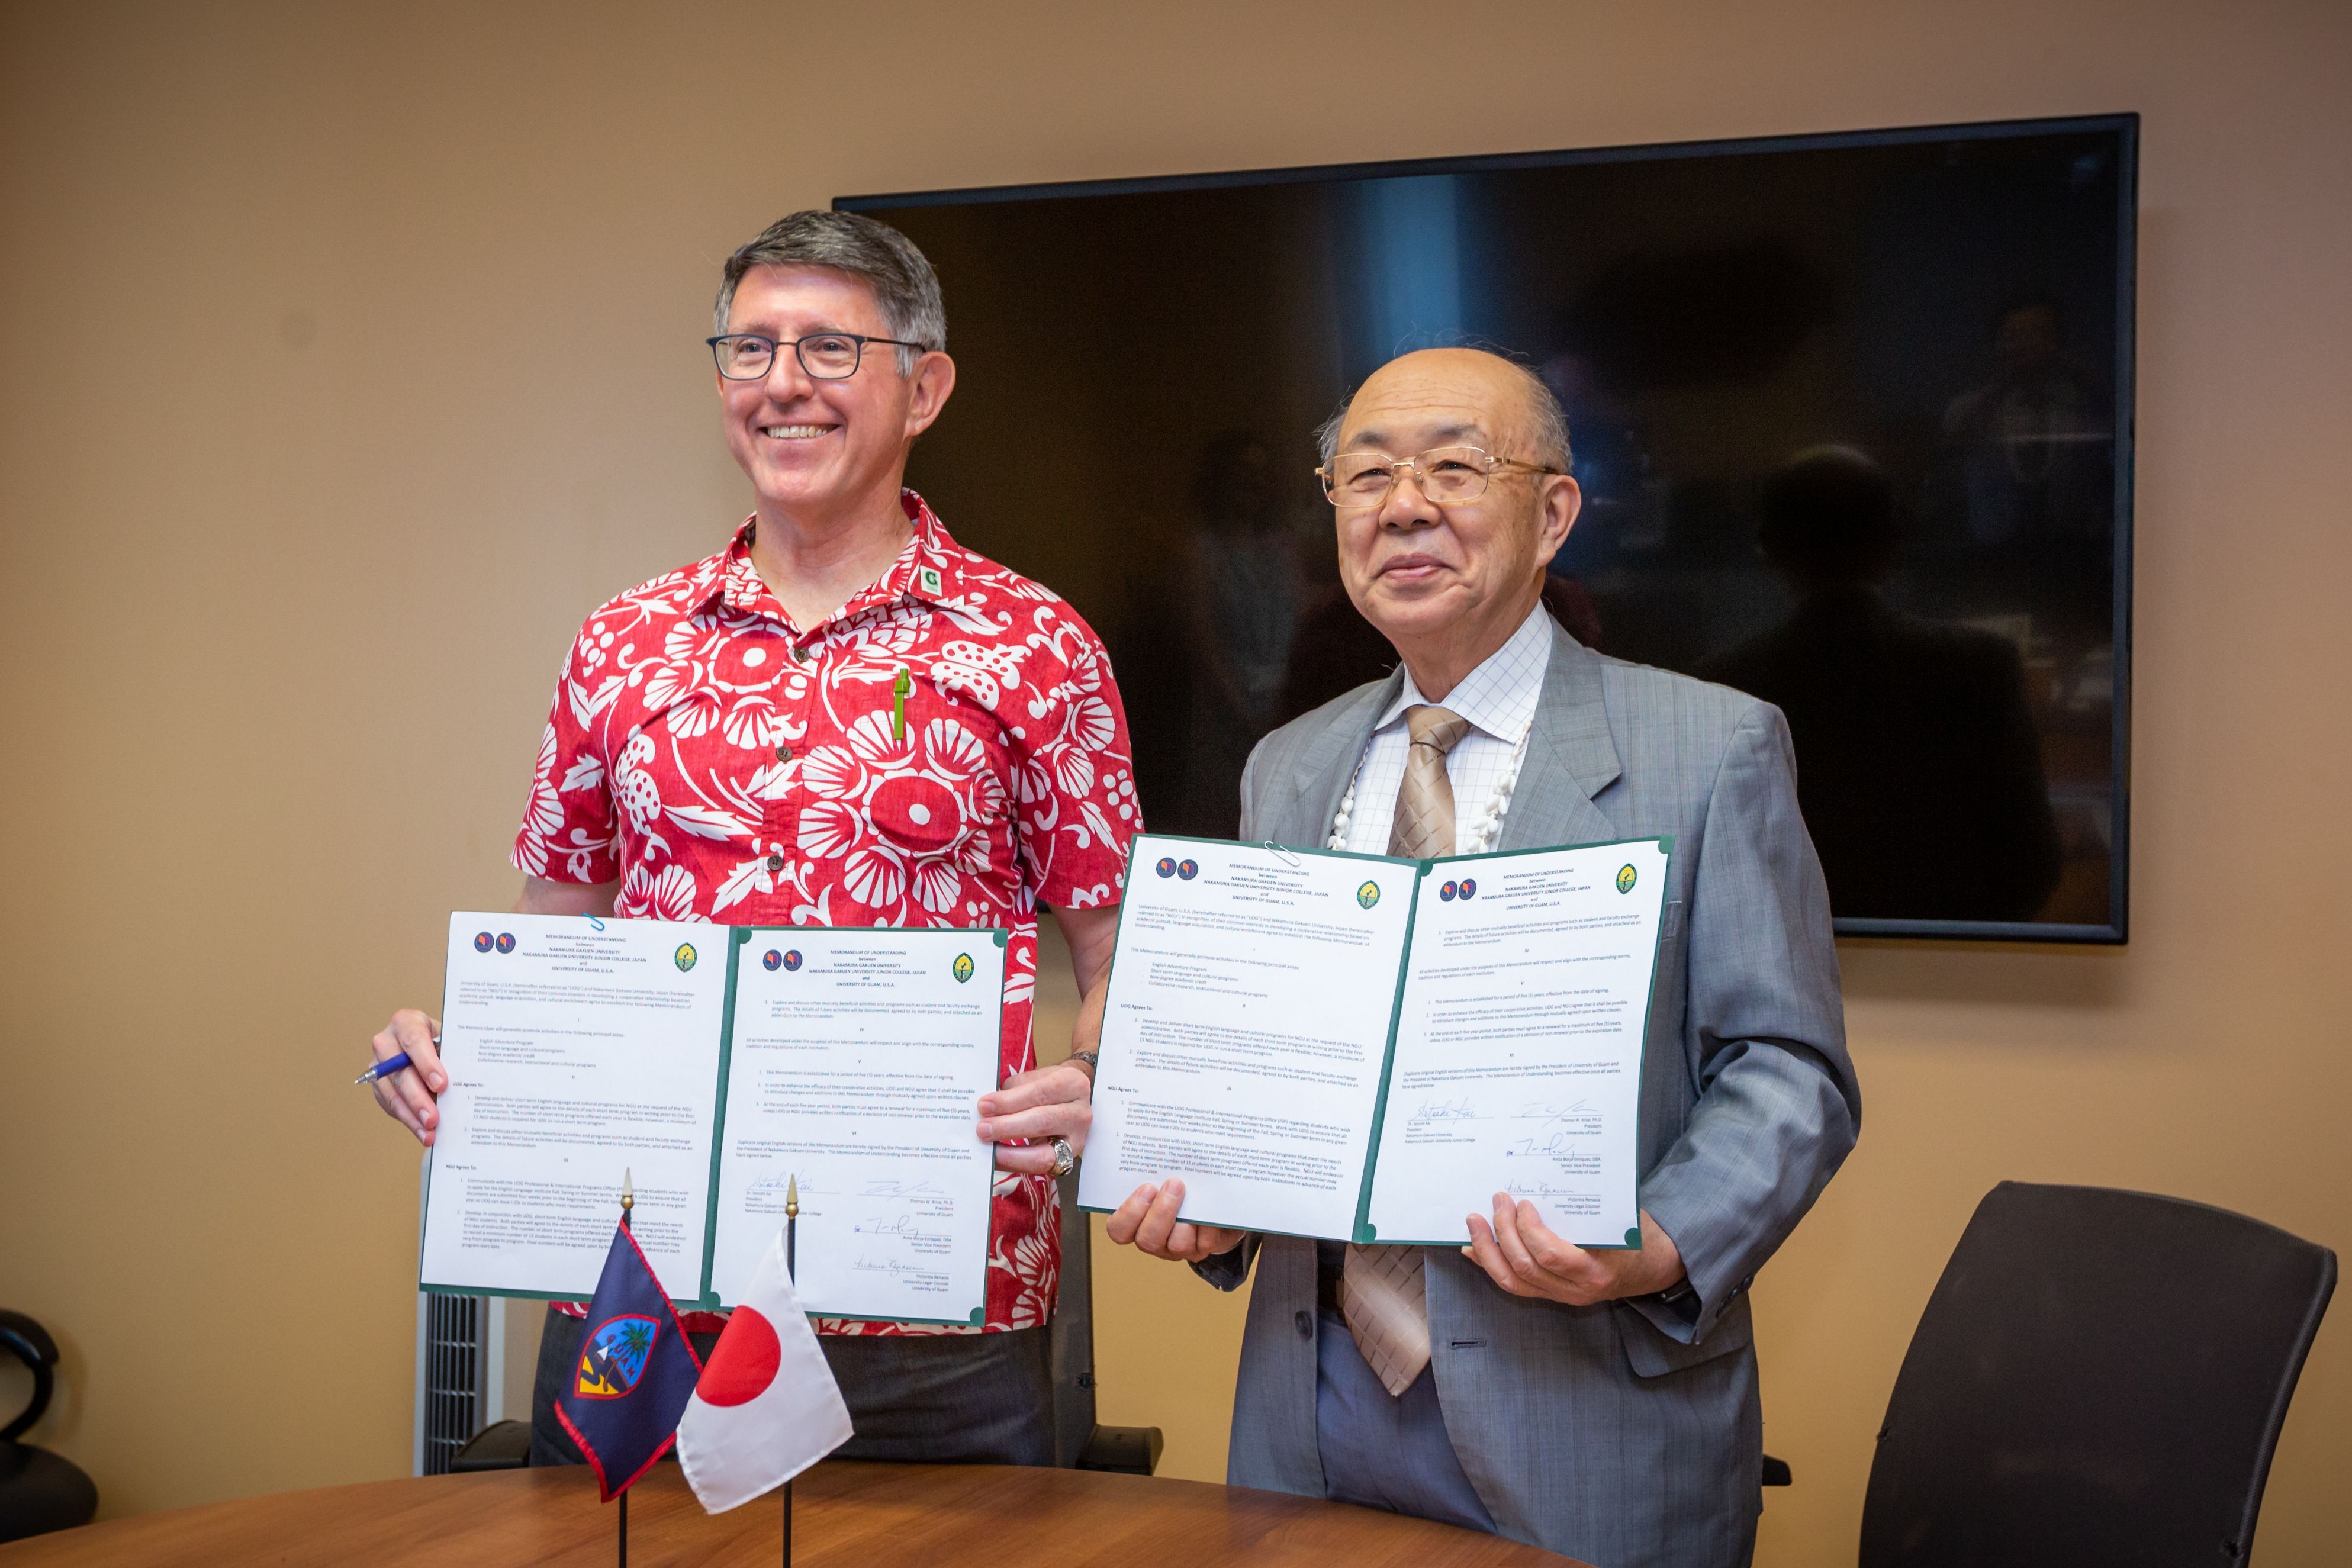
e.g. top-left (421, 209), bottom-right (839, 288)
top-left (765, 853), bottom-right (784, 872)
top-left (1294, 1309), bottom-right (1313, 1339)
top-left (774, 745), bottom-right (791, 762)
top-left (794, 646), bottom-right (812, 664)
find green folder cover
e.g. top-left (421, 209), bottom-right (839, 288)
top-left (420, 921), bottom-right (1007, 1326)
top-left (1079, 832), bottom-right (1672, 1251)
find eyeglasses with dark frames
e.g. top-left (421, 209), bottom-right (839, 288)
top-left (706, 331), bottom-right (928, 381)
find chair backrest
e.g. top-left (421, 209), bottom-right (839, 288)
top-left (1047, 1165), bottom-right (1099, 1467)
top-left (1860, 1181), bottom-right (2335, 1567)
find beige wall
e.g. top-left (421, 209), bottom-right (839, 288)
top-left (3, 0), bottom-right (2347, 1559)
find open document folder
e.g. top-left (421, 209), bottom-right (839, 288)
top-left (416, 915), bottom-right (1004, 1324)
top-left (1077, 832), bottom-right (1672, 1248)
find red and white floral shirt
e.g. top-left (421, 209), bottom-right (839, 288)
top-left (514, 491), bottom-right (1138, 1336)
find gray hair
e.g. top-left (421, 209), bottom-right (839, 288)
top-left (713, 210), bottom-right (946, 375)
top-left (1314, 349), bottom-right (1574, 473)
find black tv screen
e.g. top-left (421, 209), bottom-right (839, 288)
top-left (841, 113), bottom-right (2135, 942)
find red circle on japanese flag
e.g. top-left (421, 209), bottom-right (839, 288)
top-left (697, 1306), bottom-right (781, 1406)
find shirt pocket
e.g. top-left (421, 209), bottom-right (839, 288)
top-left (874, 691), bottom-right (1012, 865)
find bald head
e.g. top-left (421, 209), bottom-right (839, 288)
top-left (1319, 347), bottom-right (1582, 702)
top-left (1318, 348), bottom-right (1572, 472)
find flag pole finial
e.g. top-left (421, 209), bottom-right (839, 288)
top-left (785, 1173), bottom-right (799, 1218)
top-left (622, 1167), bottom-right (635, 1213)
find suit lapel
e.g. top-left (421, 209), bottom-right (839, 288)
top-left (1266, 672), bottom-right (1403, 849)
top-left (1498, 623), bottom-right (1622, 852)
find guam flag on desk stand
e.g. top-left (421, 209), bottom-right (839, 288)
top-left (554, 1212), bottom-right (703, 1501)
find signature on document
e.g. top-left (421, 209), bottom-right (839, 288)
top-left (1406, 1097), bottom-right (1486, 1128)
top-left (860, 1178), bottom-right (944, 1200)
top-left (1515, 1100), bottom-right (1603, 1132)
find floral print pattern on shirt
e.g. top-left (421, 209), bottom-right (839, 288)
top-left (515, 491), bottom-right (1138, 1335)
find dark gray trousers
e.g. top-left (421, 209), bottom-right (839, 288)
top-left (529, 1306), bottom-right (1056, 1469)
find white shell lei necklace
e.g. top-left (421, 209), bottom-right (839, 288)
top-left (1327, 718), bottom-right (1536, 854)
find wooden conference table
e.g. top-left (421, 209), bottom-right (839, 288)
top-left (1, 1460), bottom-right (1588, 1566)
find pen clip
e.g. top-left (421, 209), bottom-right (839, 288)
top-left (1260, 841), bottom-right (1301, 868)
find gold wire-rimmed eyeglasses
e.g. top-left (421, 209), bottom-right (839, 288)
top-left (1315, 445), bottom-right (1564, 507)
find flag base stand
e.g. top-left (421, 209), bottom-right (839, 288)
top-left (783, 1183), bottom-right (798, 1565)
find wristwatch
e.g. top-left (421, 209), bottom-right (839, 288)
top-left (1647, 1276), bottom-right (1701, 1323)
top-left (1066, 1049), bottom-right (1101, 1078)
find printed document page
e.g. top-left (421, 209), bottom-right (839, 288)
top-left (420, 913), bottom-right (729, 1301)
top-left (1364, 841), bottom-right (1671, 1248)
top-left (1079, 836), bottom-right (1418, 1239)
top-left (709, 929), bottom-right (1004, 1324)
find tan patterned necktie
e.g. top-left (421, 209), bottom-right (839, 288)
top-left (1343, 703), bottom-right (1472, 1396)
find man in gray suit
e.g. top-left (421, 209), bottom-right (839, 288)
top-left (1105, 347), bottom-right (1859, 1567)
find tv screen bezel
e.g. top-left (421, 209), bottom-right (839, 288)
top-left (839, 111), bottom-right (2138, 945)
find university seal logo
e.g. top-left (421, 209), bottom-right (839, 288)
top-left (674, 942), bottom-right (698, 973)
top-left (495, 932), bottom-right (516, 954)
top-left (1155, 857), bottom-right (1177, 878)
top-left (1458, 878), bottom-right (1477, 900)
top-left (762, 949), bottom-right (783, 971)
top-left (575, 1313), bottom-right (660, 1400)
top-left (1356, 881), bottom-right (1381, 910)
top-left (1616, 864), bottom-right (1638, 895)
top-left (1440, 880), bottom-right (1459, 902)
top-left (782, 949), bottom-right (802, 971)
top-left (473, 931), bottom-right (494, 953)
top-left (1177, 859), bottom-right (1199, 880)
top-left (952, 953), bottom-right (976, 984)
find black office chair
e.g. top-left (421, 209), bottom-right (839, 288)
top-left (1, 1310), bottom-right (99, 1543)
top-left (452, 1165), bottom-right (1163, 1474)
top-left (1859, 1181), bottom-right (2335, 1567)
top-left (1051, 1164), bottom-right (1166, 1473)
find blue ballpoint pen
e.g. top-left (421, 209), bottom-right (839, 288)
top-left (355, 1036), bottom-right (439, 1086)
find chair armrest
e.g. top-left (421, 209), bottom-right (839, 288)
top-left (1076, 1424), bottom-right (1164, 1476)
top-left (449, 1419), bottom-right (533, 1473)
top-left (0, 1310), bottom-right (59, 1444)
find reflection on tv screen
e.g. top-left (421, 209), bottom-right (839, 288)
top-left (847, 115), bottom-right (2135, 941)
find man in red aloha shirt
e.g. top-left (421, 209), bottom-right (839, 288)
top-left (365, 210), bottom-right (1137, 1466)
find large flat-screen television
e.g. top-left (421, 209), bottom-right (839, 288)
top-left (841, 113), bottom-right (2136, 942)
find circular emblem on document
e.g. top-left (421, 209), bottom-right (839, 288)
top-left (1155, 856), bottom-right (1177, 878)
top-left (762, 949), bottom-right (784, 971)
top-left (952, 953), bottom-right (976, 983)
top-left (495, 932), bottom-right (516, 954)
top-left (1439, 880), bottom-right (1458, 902)
top-left (674, 942), bottom-right (699, 973)
top-left (473, 931), bottom-right (494, 952)
top-left (782, 949), bottom-right (802, 971)
top-left (1459, 878), bottom-right (1476, 900)
top-left (1177, 858), bottom-right (1199, 880)
top-left (1616, 864), bottom-right (1637, 894)
top-left (1356, 881), bottom-right (1381, 910)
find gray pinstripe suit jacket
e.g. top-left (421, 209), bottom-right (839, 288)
top-left (1198, 617), bottom-right (1860, 1568)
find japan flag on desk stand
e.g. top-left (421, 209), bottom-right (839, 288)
top-left (677, 1231), bottom-right (855, 1512)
